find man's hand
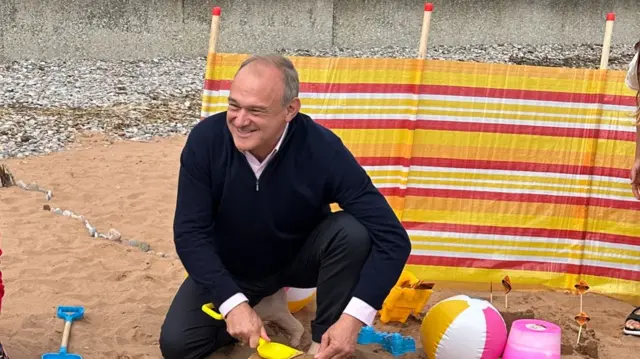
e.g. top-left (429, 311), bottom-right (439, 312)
top-left (315, 314), bottom-right (363, 359)
top-left (632, 159), bottom-right (640, 200)
top-left (225, 302), bottom-right (270, 348)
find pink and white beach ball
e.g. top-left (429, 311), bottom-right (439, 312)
top-left (420, 295), bottom-right (508, 359)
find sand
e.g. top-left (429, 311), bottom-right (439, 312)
top-left (0, 133), bottom-right (637, 359)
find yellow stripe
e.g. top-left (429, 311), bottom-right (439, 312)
top-left (205, 54), bottom-right (635, 96)
top-left (422, 297), bottom-right (469, 358)
top-left (202, 54), bottom-right (640, 302)
top-left (403, 207), bottom-right (640, 238)
top-left (208, 52), bottom-right (624, 81)
top-left (411, 243), bottom-right (638, 266)
top-left (406, 265), bottom-right (640, 305)
top-left (403, 196), bottom-right (640, 229)
top-left (412, 129), bottom-right (596, 153)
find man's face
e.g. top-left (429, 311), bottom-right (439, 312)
top-left (226, 62), bottom-right (299, 158)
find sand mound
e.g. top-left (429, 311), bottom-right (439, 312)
top-left (0, 134), bottom-right (637, 358)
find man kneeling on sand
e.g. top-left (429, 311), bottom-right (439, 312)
top-left (159, 54), bottom-right (412, 359)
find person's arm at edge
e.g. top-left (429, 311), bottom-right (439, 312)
top-left (636, 125), bottom-right (640, 161)
top-left (325, 141), bottom-right (412, 326)
top-left (633, 123), bottom-right (640, 200)
top-left (173, 128), bottom-right (247, 315)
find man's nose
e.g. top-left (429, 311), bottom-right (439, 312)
top-left (233, 110), bottom-right (251, 127)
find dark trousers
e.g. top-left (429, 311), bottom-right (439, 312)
top-left (159, 211), bottom-right (372, 359)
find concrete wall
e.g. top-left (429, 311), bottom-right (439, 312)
top-left (2, 0), bottom-right (640, 61)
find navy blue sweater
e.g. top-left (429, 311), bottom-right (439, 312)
top-left (173, 111), bottom-right (411, 311)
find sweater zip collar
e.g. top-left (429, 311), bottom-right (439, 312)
top-left (242, 114), bottom-right (298, 191)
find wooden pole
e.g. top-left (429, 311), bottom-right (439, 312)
top-left (201, 6), bottom-right (222, 121)
top-left (599, 12), bottom-right (615, 70)
top-left (208, 6), bottom-right (222, 55)
top-left (418, 3), bottom-right (434, 59)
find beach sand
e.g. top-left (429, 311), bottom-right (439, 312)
top-left (0, 134), bottom-right (637, 358)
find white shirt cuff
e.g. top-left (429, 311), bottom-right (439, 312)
top-left (342, 297), bottom-right (377, 326)
top-left (218, 292), bottom-right (249, 318)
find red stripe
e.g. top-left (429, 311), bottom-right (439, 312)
top-left (407, 255), bottom-right (639, 281)
top-left (402, 222), bottom-right (640, 246)
top-left (204, 80), bottom-right (636, 106)
top-left (356, 156), bottom-right (629, 179)
top-left (315, 119), bottom-right (414, 130)
top-left (393, 188), bottom-right (640, 211)
top-left (315, 119), bottom-right (634, 142)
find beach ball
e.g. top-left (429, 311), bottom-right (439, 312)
top-left (420, 295), bottom-right (507, 359)
top-left (285, 287), bottom-right (316, 313)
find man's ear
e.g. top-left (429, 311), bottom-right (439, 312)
top-left (285, 98), bottom-right (301, 122)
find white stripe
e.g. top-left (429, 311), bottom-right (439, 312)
top-left (305, 104), bottom-right (634, 124)
top-left (387, 183), bottom-right (638, 202)
top-left (370, 175), bottom-right (408, 182)
top-left (361, 166), bottom-right (631, 196)
top-left (216, 102), bottom-right (629, 123)
top-left (365, 165), bottom-right (628, 186)
top-left (202, 100), bottom-right (635, 123)
top-left (410, 249), bottom-right (639, 272)
top-left (202, 89), bottom-right (637, 113)
top-left (370, 176), bottom-right (629, 194)
top-left (410, 240), bottom-right (640, 261)
top-left (374, 183), bottom-right (408, 189)
top-left (414, 114), bottom-right (633, 131)
top-left (362, 165), bottom-right (410, 172)
top-left (410, 166), bottom-right (629, 184)
top-left (315, 113), bottom-right (634, 132)
top-left (407, 230), bottom-right (640, 252)
top-left (202, 104), bottom-right (636, 131)
top-left (407, 176), bottom-right (631, 194)
top-left (366, 181), bottom-right (635, 201)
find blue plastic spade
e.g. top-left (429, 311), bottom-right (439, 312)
top-left (42, 306), bottom-right (85, 359)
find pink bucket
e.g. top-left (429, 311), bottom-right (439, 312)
top-left (502, 319), bottom-right (561, 359)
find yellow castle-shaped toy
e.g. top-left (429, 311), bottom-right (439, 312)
top-left (379, 270), bottom-right (434, 324)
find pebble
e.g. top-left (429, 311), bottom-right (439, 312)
top-left (0, 43), bottom-right (636, 160)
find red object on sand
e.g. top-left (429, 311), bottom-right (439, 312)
top-left (425, 2), bottom-right (433, 12)
top-left (212, 6), bottom-right (221, 16)
top-left (606, 12), bottom-right (615, 21)
top-left (0, 249), bottom-right (4, 313)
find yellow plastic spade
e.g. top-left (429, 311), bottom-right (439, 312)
top-left (200, 302), bottom-right (303, 359)
top-left (256, 338), bottom-right (304, 359)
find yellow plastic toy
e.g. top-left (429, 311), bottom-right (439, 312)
top-left (200, 301), bottom-right (304, 359)
top-left (256, 338), bottom-right (304, 359)
top-left (378, 269), bottom-right (434, 324)
top-left (201, 302), bottom-right (224, 320)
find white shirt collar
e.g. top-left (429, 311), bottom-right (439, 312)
top-left (273, 122), bottom-right (289, 153)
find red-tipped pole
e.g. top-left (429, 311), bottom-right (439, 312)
top-left (418, 3), bottom-right (433, 59)
top-left (599, 12), bottom-right (615, 69)
top-left (208, 6), bottom-right (222, 55)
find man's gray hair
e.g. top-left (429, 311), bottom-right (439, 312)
top-left (237, 54), bottom-right (300, 106)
